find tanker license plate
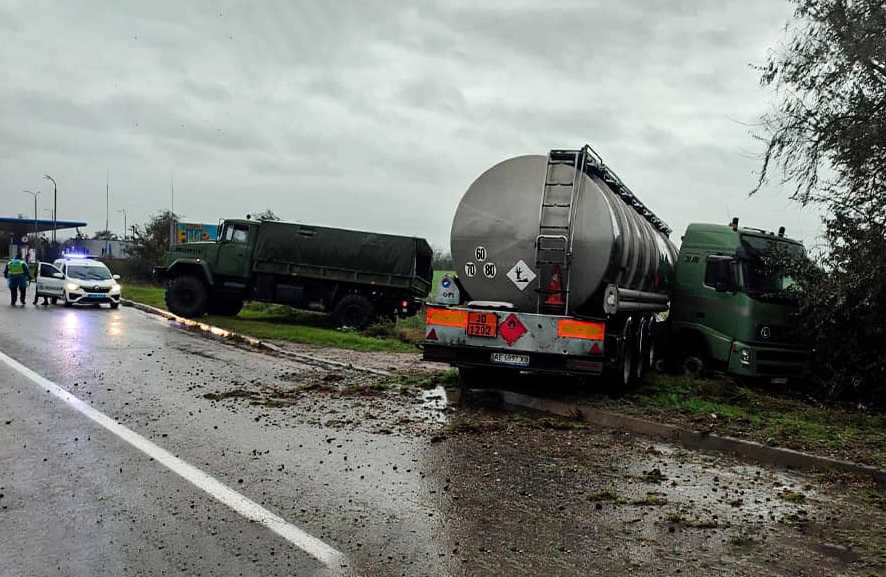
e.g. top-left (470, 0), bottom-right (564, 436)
top-left (466, 311), bottom-right (498, 337)
top-left (491, 352), bottom-right (530, 367)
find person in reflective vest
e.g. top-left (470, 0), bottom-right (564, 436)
top-left (3, 255), bottom-right (30, 306)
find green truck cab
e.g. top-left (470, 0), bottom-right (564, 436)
top-left (154, 218), bottom-right (433, 328)
top-left (668, 221), bottom-right (809, 381)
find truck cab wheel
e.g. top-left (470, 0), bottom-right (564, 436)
top-left (331, 294), bottom-right (374, 329)
top-left (681, 354), bottom-right (706, 377)
top-left (207, 297), bottom-right (244, 316)
top-left (165, 275), bottom-right (209, 318)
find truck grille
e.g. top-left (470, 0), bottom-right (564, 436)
top-left (756, 349), bottom-right (808, 363)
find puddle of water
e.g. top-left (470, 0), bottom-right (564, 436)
top-left (417, 385), bottom-right (450, 424)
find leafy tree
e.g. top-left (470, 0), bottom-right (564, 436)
top-left (756, 0), bottom-right (886, 404)
top-left (127, 211), bottom-right (177, 279)
top-left (432, 249), bottom-right (454, 271)
top-left (91, 229), bottom-right (118, 240)
top-left (252, 209), bottom-right (281, 221)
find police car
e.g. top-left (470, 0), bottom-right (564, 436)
top-left (35, 256), bottom-right (122, 308)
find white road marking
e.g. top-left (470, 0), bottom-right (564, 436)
top-left (0, 349), bottom-right (348, 571)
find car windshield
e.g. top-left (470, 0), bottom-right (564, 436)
top-left (67, 265), bottom-right (112, 281)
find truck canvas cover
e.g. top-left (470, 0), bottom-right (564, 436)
top-left (253, 221), bottom-right (433, 291)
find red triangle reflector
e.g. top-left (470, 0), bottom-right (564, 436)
top-left (425, 328), bottom-right (438, 341)
top-left (590, 342), bottom-right (601, 355)
top-left (544, 265), bottom-right (565, 306)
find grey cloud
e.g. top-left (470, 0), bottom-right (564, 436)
top-left (0, 0), bottom-right (818, 249)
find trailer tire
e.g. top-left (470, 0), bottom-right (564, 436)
top-left (636, 318), bottom-right (653, 382)
top-left (165, 275), bottom-right (208, 318)
top-left (607, 319), bottom-right (638, 391)
top-left (331, 294), bottom-right (375, 329)
top-left (457, 366), bottom-right (505, 390)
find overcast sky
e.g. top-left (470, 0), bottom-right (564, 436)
top-left (0, 0), bottom-right (823, 250)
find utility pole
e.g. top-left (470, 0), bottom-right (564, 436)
top-left (169, 174), bottom-right (176, 249)
top-left (24, 190), bottom-right (40, 262)
top-left (118, 208), bottom-right (127, 240)
top-left (105, 169), bottom-right (111, 256)
top-left (43, 174), bottom-right (57, 244)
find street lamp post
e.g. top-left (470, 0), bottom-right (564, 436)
top-left (43, 174), bottom-right (57, 244)
top-left (24, 189), bottom-right (40, 261)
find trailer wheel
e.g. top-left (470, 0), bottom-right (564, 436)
top-left (165, 275), bottom-right (208, 318)
top-left (681, 354), bottom-right (706, 377)
top-left (637, 317), bottom-right (657, 382)
top-left (607, 319), bottom-right (637, 390)
top-left (331, 294), bottom-right (375, 329)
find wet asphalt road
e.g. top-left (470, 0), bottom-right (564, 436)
top-left (1, 301), bottom-right (883, 577)
top-left (0, 303), bottom-right (451, 576)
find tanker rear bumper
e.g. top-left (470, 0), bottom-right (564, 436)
top-left (422, 343), bottom-right (605, 376)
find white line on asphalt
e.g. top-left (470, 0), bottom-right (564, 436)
top-left (0, 349), bottom-right (348, 572)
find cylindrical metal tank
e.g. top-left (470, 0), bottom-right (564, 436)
top-left (450, 154), bottom-right (677, 314)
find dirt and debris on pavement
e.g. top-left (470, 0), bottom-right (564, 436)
top-left (197, 361), bottom-right (886, 577)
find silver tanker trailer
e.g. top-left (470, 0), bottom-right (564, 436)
top-left (422, 145), bottom-right (677, 387)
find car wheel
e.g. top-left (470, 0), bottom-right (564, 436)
top-left (63, 293), bottom-right (73, 307)
top-left (110, 301), bottom-right (119, 309)
top-left (165, 275), bottom-right (209, 318)
top-left (331, 294), bottom-right (374, 329)
top-left (50, 297), bottom-right (58, 305)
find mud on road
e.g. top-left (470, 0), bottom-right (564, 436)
top-left (199, 355), bottom-right (886, 577)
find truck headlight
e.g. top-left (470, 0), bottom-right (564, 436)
top-left (65, 282), bottom-right (80, 292)
top-left (739, 348), bottom-right (752, 365)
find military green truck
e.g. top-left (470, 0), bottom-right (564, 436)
top-left (666, 219), bottom-right (808, 381)
top-left (154, 219), bottom-right (433, 328)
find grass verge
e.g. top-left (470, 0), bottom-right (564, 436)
top-left (609, 373), bottom-right (886, 469)
top-left (123, 282), bottom-right (421, 353)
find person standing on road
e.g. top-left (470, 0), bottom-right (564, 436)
top-left (3, 254), bottom-right (30, 306)
top-left (31, 261), bottom-right (50, 306)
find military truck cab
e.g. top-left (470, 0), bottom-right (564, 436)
top-left (668, 221), bottom-right (809, 381)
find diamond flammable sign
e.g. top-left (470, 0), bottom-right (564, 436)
top-left (499, 313), bottom-right (527, 346)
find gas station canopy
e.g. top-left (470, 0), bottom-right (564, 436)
top-left (0, 216), bottom-right (87, 237)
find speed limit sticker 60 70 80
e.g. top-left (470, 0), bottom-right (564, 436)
top-left (464, 262), bottom-right (477, 278)
top-left (483, 262), bottom-right (497, 278)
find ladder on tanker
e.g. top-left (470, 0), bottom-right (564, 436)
top-left (535, 148), bottom-right (590, 316)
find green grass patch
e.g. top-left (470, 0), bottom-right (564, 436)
top-left (123, 282), bottom-right (419, 353)
top-left (617, 372), bottom-right (886, 468)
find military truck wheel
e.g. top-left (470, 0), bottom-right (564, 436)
top-left (166, 275), bottom-right (208, 318)
top-left (207, 297), bottom-right (244, 316)
top-left (331, 294), bottom-right (374, 329)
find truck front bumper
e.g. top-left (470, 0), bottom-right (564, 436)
top-left (728, 341), bottom-right (810, 380)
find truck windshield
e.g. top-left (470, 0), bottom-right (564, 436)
top-left (67, 265), bottom-right (112, 281)
top-left (739, 235), bottom-right (805, 301)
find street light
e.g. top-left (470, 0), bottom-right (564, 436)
top-left (117, 208), bottom-right (127, 240)
top-left (24, 189), bottom-right (40, 261)
top-left (43, 174), bottom-right (57, 244)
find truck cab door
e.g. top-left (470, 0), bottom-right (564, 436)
top-left (37, 263), bottom-right (65, 297)
top-left (215, 222), bottom-right (253, 280)
top-left (698, 255), bottom-right (740, 363)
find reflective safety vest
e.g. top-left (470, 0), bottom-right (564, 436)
top-left (7, 259), bottom-right (25, 276)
